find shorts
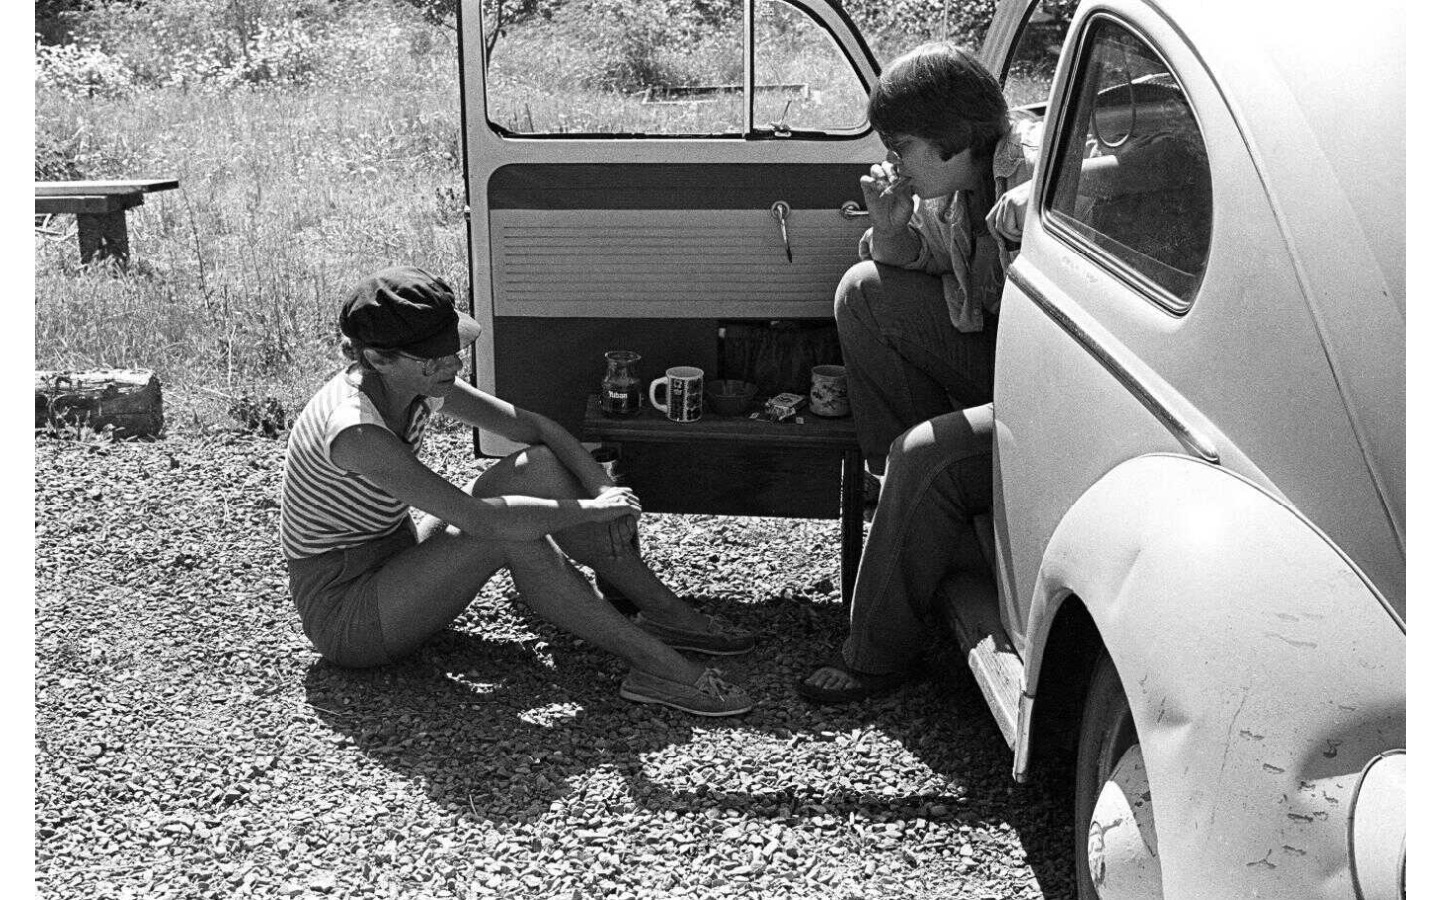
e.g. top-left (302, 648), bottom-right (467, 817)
top-left (286, 522), bottom-right (417, 668)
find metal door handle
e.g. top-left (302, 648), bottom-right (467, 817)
top-left (771, 201), bottom-right (793, 262)
top-left (839, 200), bottom-right (868, 220)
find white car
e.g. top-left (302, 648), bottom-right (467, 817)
top-left (458, 0), bottom-right (1405, 896)
top-left (968, 1), bottom-right (1404, 897)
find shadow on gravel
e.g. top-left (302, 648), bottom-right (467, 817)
top-left (763, 594), bottom-right (1079, 899)
top-left (301, 628), bottom-right (702, 824)
top-left (302, 592), bottom-right (1076, 898)
top-left (897, 650), bottom-right (1078, 899)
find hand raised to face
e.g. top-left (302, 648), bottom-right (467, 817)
top-left (859, 160), bottom-right (916, 235)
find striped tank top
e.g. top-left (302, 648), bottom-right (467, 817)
top-left (280, 368), bottom-right (443, 559)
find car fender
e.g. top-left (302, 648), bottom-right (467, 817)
top-left (1021, 453), bottom-right (1404, 897)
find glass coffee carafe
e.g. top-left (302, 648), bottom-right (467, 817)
top-left (600, 350), bottom-right (642, 416)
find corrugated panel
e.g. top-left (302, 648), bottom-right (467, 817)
top-left (491, 209), bottom-right (864, 318)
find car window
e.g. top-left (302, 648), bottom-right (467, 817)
top-left (483, 0), bottom-right (867, 137)
top-left (754, 0), bottom-right (868, 134)
top-left (1043, 17), bottom-right (1212, 306)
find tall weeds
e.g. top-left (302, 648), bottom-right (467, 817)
top-left (34, 0), bottom-right (996, 429)
top-left (35, 2), bottom-right (468, 424)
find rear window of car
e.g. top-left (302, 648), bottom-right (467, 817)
top-left (1042, 16), bottom-right (1213, 309)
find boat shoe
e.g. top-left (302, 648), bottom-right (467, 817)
top-left (619, 667), bottom-right (754, 717)
top-left (633, 612), bottom-right (755, 656)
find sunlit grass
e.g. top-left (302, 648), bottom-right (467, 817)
top-left (485, 15), bottom-right (868, 136)
top-left (35, 14), bottom-right (468, 423)
top-left (33, 2), bottom-right (1002, 428)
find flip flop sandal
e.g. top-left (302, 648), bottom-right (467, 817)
top-left (796, 660), bottom-right (917, 704)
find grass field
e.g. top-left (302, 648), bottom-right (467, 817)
top-left (35, 4), bottom-right (469, 427)
top-left (33, 0), bottom-right (1005, 430)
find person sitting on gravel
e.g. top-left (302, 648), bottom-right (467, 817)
top-left (834, 41), bottom-right (1039, 477)
top-left (280, 265), bottom-right (754, 716)
top-left (798, 404), bottom-right (993, 704)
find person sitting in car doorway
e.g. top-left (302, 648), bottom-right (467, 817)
top-left (835, 40), bottom-right (1039, 478)
top-left (802, 42), bottom-right (1036, 702)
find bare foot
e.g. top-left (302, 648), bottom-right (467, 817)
top-left (804, 665), bottom-right (862, 691)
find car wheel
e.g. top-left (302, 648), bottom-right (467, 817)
top-left (1075, 653), bottom-right (1162, 900)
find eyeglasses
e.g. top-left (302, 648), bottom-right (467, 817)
top-left (394, 350), bottom-right (465, 377)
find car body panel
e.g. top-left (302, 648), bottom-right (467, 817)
top-left (1174, 0), bottom-right (1406, 576)
top-left (994, 0), bottom-right (1404, 658)
top-left (977, 0), bottom-right (1405, 892)
top-left (1137, 0), bottom-right (1406, 601)
top-left (979, 0), bottom-right (1043, 75)
top-left (1028, 454), bottom-right (1403, 896)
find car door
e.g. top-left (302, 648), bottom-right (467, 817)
top-left (988, 1), bottom-right (1402, 656)
top-left (458, 0), bottom-right (883, 453)
top-left (980, 0), bottom-right (1070, 113)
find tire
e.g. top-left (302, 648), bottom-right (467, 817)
top-left (1074, 653), bottom-right (1162, 900)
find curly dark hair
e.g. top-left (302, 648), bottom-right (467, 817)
top-left (868, 42), bottom-right (1009, 162)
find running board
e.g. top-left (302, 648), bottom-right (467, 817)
top-left (937, 569), bottom-right (1026, 751)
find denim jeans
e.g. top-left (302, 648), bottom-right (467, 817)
top-left (842, 404), bottom-right (994, 675)
top-left (833, 261), bottom-right (997, 470)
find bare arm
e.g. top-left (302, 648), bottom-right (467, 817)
top-left (984, 155), bottom-right (1126, 248)
top-left (329, 423), bottom-right (636, 541)
top-left (435, 379), bottom-right (614, 497)
top-left (986, 179), bottom-right (1031, 248)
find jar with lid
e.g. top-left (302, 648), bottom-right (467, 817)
top-left (599, 350), bottom-right (642, 416)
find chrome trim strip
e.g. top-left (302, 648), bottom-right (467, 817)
top-left (1046, 214), bottom-right (1191, 317)
top-left (1008, 267), bottom-right (1221, 464)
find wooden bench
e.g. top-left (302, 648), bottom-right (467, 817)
top-left (582, 394), bottom-right (866, 606)
top-left (35, 179), bottom-right (180, 264)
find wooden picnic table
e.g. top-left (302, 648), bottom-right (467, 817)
top-left (35, 179), bottom-right (180, 264)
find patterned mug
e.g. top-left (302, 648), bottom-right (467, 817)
top-left (649, 366), bottom-right (705, 423)
top-left (809, 365), bottom-right (849, 417)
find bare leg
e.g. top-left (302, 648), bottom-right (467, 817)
top-left (502, 537), bottom-right (706, 682)
top-left (372, 446), bottom-right (708, 684)
top-left (472, 446), bottom-right (715, 632)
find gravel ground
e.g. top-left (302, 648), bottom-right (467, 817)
top-left (35, 423), bottom-right (1077, 899)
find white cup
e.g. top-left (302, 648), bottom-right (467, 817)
top-left (649, 366), bottom-right (704, 422)
top-left (809, 364), bottom-right (849, 417)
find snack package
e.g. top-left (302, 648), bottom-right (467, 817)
top-left (762, 392), bottom-right (807, 422)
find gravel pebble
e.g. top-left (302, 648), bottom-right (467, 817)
top-left (36, 425), bottom-right (1075, 899)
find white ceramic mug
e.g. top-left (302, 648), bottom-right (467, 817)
top-left (649, 366), bottom-right (704, 422)
top-left (809, 364), bottom-right (849, 417)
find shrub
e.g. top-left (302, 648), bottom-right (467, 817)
top-left (34, 38), bottom-right (134, 97)
top-left (49, 0), bottom-right (340, 89)
top-left (35, 127), bottom-right (85, 181)
top-left (546, 0), bottom-right (746, 91)
top-left (35, 0), bottom-right (96, 44)
top-left (34, 114), bottom-right (91, 181)
top-left (844, 0), bottom-right (995, 56)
